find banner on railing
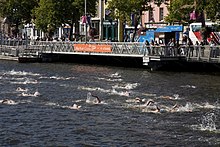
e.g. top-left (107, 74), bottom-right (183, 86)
top-left (73, 44), bottom-right (112, 53)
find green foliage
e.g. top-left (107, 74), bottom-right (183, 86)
top-left (0, 0), bottom-right (97, 38)
top-left (205, 0), bottom-right (220, 21)
top-left (165, 0), bottom-right (220, 23)
top-left (34, 0), bottom-right (97, 37)
top-left (0, 0), bottom-right (38, 26)
top-left (34, 0), bottom-right (62, 34)
top-left (165, 0), bottom-right (193, 23)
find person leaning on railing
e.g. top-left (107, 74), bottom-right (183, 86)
top-left (167, 38), bottom-right (175, 56)
top-left (187, 37), bottom-right (193, 57)
top-left (150, 40), bottom-right (155, 55)
top-left (210, 40), bottom-right (217, 58)
top-left (145, 40), bottom-right (150, 55)
top-left (195, 41), bottom-right (200, 57)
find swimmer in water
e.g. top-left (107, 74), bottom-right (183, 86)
top-left (16, 87), bottom-right (28, 92)
top-left (70, 103), bottom-right (81, 110)
top-left (156, 103), bottom-right (183, 113)
top-left (142, 100), bottom-right (178, 113)
top-left (86, 92), bottom-right (101, 104)
top-left (135, 97), bottom-right (142, 103)
top-left (33, 91), bottom-right (41, 97)
top-left (138, 99), bottom-right (157, 110)
top-left (145, 99), bottom-right (155, 106)
top-left (126, 97), bottom-right (144, 103)
top-left (1, 99), bottom-right (16, 105)
top-left (1, 99), bottom-right (9, 104)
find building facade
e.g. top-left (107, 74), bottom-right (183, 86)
top-left (142, 2), bottom-right (169, 29)
top-left (79, 0), bottom-right (119, 42)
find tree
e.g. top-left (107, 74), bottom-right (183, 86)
top-left (107, 0), bottom-right (169, 42)
top-left (33, 0), bottom-right (63, 39)
top-left (63, 0), bottom-right (98, 41)
top-left (205, 0), bottom-right (220, 21)
top-left (34, 0), bottom-right (97, 40)
top-left (165, 0), bottom-right (220, 44)
top-left (165, 0), bottom-right (194, 23)
top-left (0, 0), bottom-right (38, 37)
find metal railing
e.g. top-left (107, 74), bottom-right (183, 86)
top-left (1, 40), bottom-right (220, 63)
top-left (177, 45), bottom-right (220, 62)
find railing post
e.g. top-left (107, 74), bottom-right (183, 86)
top-left (0, 30), bottom-right (2, 54)
top-left (208, 46), bottom-right (211, 61)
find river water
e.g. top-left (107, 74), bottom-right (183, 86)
top-left (0, 61), bottom-right (219, 147)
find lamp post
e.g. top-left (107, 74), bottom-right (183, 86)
top-left (99, 0), bottom-right (104, 41)
top-left (85, 0), bottom-right (87, 43)
top-left (0, 28), bottom-right (2, 50)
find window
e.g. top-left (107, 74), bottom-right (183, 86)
top-left (149, 10), bottom-right (154, 22)
top-left (159, 8), bottom-right (164, 21)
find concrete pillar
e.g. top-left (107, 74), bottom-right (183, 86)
top-left (59, 27), bottom-right (62, 39)
top-left (30, 27), bottom-right (34, 40)
top-left (118, 20), bottom-right (124, 42)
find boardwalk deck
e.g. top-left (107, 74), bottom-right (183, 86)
top-left (1, 40), bottom-right (220, 70)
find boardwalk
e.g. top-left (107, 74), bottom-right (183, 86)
top-left (1, 40), bottom-right (220, 70)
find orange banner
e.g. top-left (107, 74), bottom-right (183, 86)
top-left (73, 44), bottom-right (112, 53)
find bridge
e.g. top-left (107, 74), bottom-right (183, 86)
top-left (1, 40), bottom-right (220, 70)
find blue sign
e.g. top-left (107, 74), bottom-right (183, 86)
top-left (155, 26), bottom-right (183, 32)
top-left (139, 31), bottom-right (155, 42)
top-left (166, 26), bottom-right (183, 32)
top-left (155, 27), bottom-right (172, 32)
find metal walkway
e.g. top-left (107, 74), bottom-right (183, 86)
top-left (1, 40), bottom-right (220, 65)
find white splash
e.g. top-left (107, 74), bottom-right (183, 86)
top-left (4, 69), bottom-right (40, 76)
top-left (200, 112), bottom-right (217, 132)
top-left (176, 102), bottom-right (193, 112)
top-left (20, 90), bottom-right (41, 97)
top-left (158, 94), bottom-right (181, 100)
top-left (112, 83), bottom-right (139, 90)
top-left (33, 91), bottom-right (41, 97)
top-left (78, 86), bottom-right (111, 93)
top-left (98, 77), bottom-right (123, 82)
top-left (39, 76), bottom-right (75, 80)
top-left (180, 85), bottom-right (196, 89)
top-left (109, 89), bottom-right (130, 97)
top-left (109, 72), bottom-right (121, 78)
top-left (11, 78), bottom-right (39, 84)
top-left (49, 76), bottom-right (75, 80)
top-left (61, 103), bottom-right (81, 110)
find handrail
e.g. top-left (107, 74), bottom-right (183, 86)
top-left (1, 40), bottom-right (220, 63)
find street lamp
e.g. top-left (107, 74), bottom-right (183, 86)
top-left (85, 0), bottom-right (87, 43)
top-left (0, 28), bottom-right (2, 50)
top-left (99, 0), bottom-right (104, 41)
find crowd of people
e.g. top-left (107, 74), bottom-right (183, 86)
top-left (142, 35), bottom-right (219, 57)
